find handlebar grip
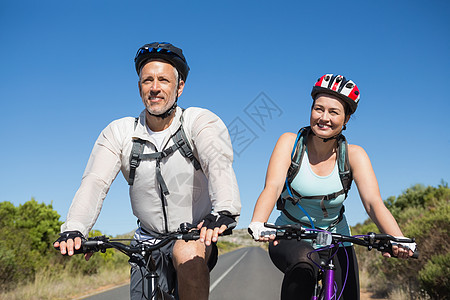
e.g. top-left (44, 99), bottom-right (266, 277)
top-left (82, 240), bottom-right (103, 253)
top-left (54, 245), bottom-right (86, 256)
top-left (220, 228), bottom-right (233, 236)
top-left (411, 249), bottom-right (420, 259)
top-left (55, 240), bottom-right (103, 255)
top-left (182, 234), bottom-right (201, 241)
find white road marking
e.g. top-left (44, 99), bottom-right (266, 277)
top-left (210, 249), bottom-right (249, 292)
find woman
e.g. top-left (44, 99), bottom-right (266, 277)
top-left (248, 74), bottom-right (416, 300)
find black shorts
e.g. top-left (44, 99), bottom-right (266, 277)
top-left (129, 239), bottom-right (218, 300)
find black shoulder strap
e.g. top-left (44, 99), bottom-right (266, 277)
top-left (128, 111), bottom-right (201, 187)
top-left (287, 126), bottom-right (310, 183)
top-left (277, 127), bottom-right (353, 219)
top-left (172, 111), bottom-right (201, 170)
top-left (336, 135), bottom-right (352, 197)
top-left (287, 127), bottom-right (352, 195)
top-left (128, 117), bottom-right (143, 186)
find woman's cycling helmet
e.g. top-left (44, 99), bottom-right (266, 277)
top-left (311, 74), bottom-right (360, 114)
top-left (134, 42), bottom-right (190, 82)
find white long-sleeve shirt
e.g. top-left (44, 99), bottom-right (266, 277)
top-left (61, 106), bottom-right (241, 236)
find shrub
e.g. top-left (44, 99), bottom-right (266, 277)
top-left (418, 253), bottom-right (450, 300)
top-left (0, 199), bottom-right (62, 290)
top-left (352, 182), bottom-right (449, 299)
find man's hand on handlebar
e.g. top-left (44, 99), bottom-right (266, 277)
top-left (198, 211), bottom-right (237, 246)
top-left (53, 231), bottom-right (93, 261)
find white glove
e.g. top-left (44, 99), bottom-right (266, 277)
top-left (393, 236), bottom-right (417, 253)
top-left (248, 222), bottom-right (276, 241)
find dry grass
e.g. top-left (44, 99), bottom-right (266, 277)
top-left (0, 265), bottom-right (130, 300)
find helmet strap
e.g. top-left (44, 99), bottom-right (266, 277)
top-left (321, 134), bottom-right (341, 143)
top-left (147, 99), bottom-right (178, 119)
top-left (311, 129), bottom-right (344, 143)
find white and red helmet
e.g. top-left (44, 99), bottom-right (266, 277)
top-left (311, 74), bottom-right (360, 114)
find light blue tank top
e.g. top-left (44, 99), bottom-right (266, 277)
top-left (276, 148), bottom-right (351, 238)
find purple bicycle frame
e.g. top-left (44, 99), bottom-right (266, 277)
top-left (310, 267), bottom-right (335, 300)
top-left (324, 267), bottom-right (335, 299)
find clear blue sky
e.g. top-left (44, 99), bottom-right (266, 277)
top-left (1, 1), bottom-right (449, 236)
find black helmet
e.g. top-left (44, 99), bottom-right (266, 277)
top-left (134, 42), bottom-right (190, 82)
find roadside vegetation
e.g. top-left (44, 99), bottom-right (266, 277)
top-left (0, 182), bottom-right (448, 299)
top-left (353, 182), bottom-right (449, 299)
top-left (0, 199), bottom-right (243, 300)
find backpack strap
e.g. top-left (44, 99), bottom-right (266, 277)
top-left (336, 134), bottom-right (352, 197)
top-left (282, 204), bottom-right (346, 231)
top-left (128, 118), bottom-right (143, 186)
top-left (286, 127), bottom-right (310, 183)
top-left (276, 127), bottom-right (310, 211)
top-left (128, 111), bottom-right (201, 190)
top-left (277, 126), bottom-right (352, 223)
top-left (128, 138), bottom-right (145, 186)
top-left (175, 112), bottom-right (201, 170)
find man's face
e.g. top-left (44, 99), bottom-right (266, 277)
top-left (138, 60), bottom-right (184, 116)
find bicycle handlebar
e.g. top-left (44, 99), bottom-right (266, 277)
top-left (70, 230), bottom-right (201, 256)
top-left (56, 222), bottom-right (233, 256)
top-left (264, 223), bottom-right (419, 259)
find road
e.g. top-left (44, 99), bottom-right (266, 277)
top-left (81, 246), bottom-right (283, 299)
top-left (209, 247), bottom-right (283, 299)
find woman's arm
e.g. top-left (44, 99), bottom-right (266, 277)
top-left (349, 144), bottom-right (411, 258)
top-left (251, 132), bottom-right (297, 222)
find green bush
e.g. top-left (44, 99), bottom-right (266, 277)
top-left (0, 198), bottom-right (134, 292)
top-left (418, 253), bottom-right (450, 300)
top-left (0, 199), bottom-right (62, 290)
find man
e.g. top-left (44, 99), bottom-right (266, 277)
top-left (54, 42), bottom-right (241, 300)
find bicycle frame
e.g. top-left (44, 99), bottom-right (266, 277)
top-left (312, 252), bottom-right (341, 300)
top-left (310, 246), bottom-right (340, 300)
top-left (140, 246), bottom-right (173, 300)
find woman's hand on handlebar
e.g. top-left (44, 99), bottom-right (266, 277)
top-left (383, 238), bottom-right (417, 259)
top-left (248, 222), bottom-right (277, 244)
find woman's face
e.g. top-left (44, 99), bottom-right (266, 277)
top-left (310, 94), bottom-right (349, 139)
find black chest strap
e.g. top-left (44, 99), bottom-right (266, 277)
top-left (127, 115), bottom-right (201, 193)
top-left (282, 205), bottom-right (346, 231)
top-left (290, 188), bottom-right (346, 218)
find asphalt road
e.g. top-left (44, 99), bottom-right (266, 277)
top-left (81, 246), bottom-right (283, 300)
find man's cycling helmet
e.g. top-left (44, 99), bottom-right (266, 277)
top-left (134, 42), bottom-right (190, 82)
top-left (311, 74), bottom-right (360, 114)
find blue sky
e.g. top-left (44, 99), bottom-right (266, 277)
top-left (1, 1), bottom-right (449, 236)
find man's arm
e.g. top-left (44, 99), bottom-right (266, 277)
top-left (55, 120), bottom-right (126, 255)
top-left (188, 108), bottom-right (241, 245)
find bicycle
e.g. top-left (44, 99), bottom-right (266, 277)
top-left (56, 222), bottom-right (208, 300)
top-left (264, 223), bottom-right (419, 300)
